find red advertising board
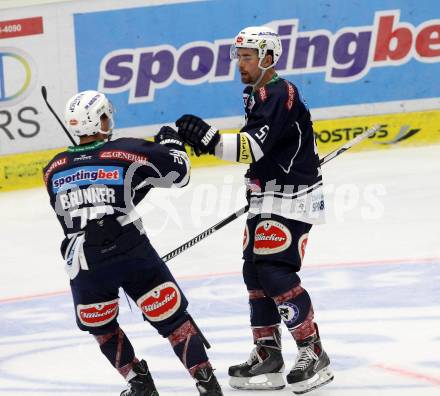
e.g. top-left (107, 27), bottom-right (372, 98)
top-left (0, 17), bottom-right (43, 39)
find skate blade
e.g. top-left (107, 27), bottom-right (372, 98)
top-left (229, 372), bottom-right (286, 390)
top-left (291, 367), bottom-right (334, 394)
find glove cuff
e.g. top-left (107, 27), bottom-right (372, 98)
top-left (158, 138), bottom-right (185, 152)
top-left (207, 131), bottom-right (220, 155)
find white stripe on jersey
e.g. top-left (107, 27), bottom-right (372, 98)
top-left (279, 121), bottom-right (303, 174)
top-left (249, 182), bottom-right (325, 225)
top-left (215, 133), bottom-right (239, 162)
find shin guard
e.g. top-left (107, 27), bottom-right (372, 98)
top-left (94, 327), bottom-right (138, 379)
top-left (248, 289), bottom-right (281, 328)
top-left (168, 319), bottom-right (210, 377)
top-left (273, 285), bottom-right (317, 342)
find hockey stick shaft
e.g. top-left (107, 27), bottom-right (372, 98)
top-left (161, 124), bottom-right (380, 262)
top-left (319, 124), bottom-right (380, 166)
top-left (41, 86), bottom-right (77, 146)
top-left (161, 204), bottom-right (249, 262)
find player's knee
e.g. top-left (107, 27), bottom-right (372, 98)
top-left (75, 298), bottom-right (120, 335)
top-left (243, 259), bottom-right (260, 289)
top-left (255, 262), bottom-right (300, 297)
top-left (273, 285), bottom-right (313, 331)
top-left (136, 281), bottom-right (189, 337)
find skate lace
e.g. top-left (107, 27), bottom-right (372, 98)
top-left (293, 346), bottom-right (318, 371)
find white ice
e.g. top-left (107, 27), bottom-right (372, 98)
top-left (0, 145), bottom-right (439, 395)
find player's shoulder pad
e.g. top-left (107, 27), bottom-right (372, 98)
top-left (43, 150), bottom-right (69, 184)
top-left (98, 137), bottom-right (153, 163)
top-left (262, 77), bottom-right (297, 111)
top-left (107, 136), bottom-right (152, 146)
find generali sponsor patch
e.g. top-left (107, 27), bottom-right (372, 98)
top-left (44, 157), bottom-right (67, 185)
top-left (258, 86), bottom-right (268, 102)
top-left (77, 299), bottom-right (119, 327)
top-left (253, 220), bottom-right (292, 255)
top-left (137, 282), bottom-right (181, 322)
top-left (285, 81), bottom-right (295, 110)
top-left (99, 150), bottom-right (148, 163)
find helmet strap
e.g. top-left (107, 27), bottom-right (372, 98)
top-left (252, 53), bottom-right (276, 89)
top-left (252, 68), bottom-right (266, 90)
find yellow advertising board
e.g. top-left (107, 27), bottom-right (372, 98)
top-left (1, 110), bottom-right (439, 192)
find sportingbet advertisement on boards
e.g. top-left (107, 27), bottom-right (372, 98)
top-left (73, 0), bottom-right (440, 135)
top-left (1, 0), bottom-right (440, 192)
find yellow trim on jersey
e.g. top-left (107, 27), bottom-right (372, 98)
top-left (238, 134), bottom-right (253, 163)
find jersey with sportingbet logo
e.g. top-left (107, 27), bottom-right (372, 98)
top-left (241, 75), bottom-right (324, 224)
top-left (43, 137), bottom-right (190, 257)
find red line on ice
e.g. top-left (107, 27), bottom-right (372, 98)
top-left (0, 256), bottom-right (438, 304)
top-left (372, 363), bottom-right (440, 386)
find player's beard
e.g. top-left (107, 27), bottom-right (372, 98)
top-left (240, 70), bottom-right (260, 85)
top-left (240, 73), bottom-right (251, 84)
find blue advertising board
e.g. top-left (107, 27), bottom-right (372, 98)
top-left (74, 0), bottom-right (440, 129)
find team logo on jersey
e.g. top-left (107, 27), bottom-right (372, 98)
top-left (243, 92), bottom-right (249, 107)
top-left (277, 302), bottom-right (299, 326)
top-left (137, 282), bottom-right (181, 322)
top-left (253, 220), bottom-right (292, 255)
top-left (243, 223), bottom-right (249, 251)
top-left (99, 150), bottom-right (148, 163)
top-left (247, 95), bottom-right (256, 111)
top-left (44, 157), bottom-right (67, 185)
top-left (298, 233), bottom-right (309, 262)
top-left (73, 154), bottom-right (92, 162)
top-left (77, 299), bottom-right (119, 327)
top-left (52, 166), bottom-right (123, 192)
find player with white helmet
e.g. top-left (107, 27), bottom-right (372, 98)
top-left (176, 26), bottom-right (333, 394)
top-left (44, 91), bottom-right (223, 396)
top-left (64, 90), bottom-right (114, 137)
top-left (230, 26), bottom-right (283, 86)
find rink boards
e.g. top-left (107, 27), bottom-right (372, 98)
top-left (1, 109), bottom-right (439, 192)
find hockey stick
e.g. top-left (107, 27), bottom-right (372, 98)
top-left (41, 85), bottom-right (77, 146)
top-left (161, 204), bottom-right (249, 262)
top-left (161, 124), bottom-right (380, 262)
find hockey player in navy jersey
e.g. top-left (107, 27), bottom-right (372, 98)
top-left (176, 26), bottom-right (333, 394)
top-left (43, 90), bottom-right (223, 396)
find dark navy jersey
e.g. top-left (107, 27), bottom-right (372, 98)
top-left (43, 137), bottom-right (190, 240)
top-left (241, 75), bottom-right (322, 190)
top-left (215, 75), bottom-right (325, 223)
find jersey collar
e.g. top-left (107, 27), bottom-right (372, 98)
top-left (251, 73), bottom-right (280, 93)
top-left (67, 140), bottom-right (105, 153)
top-left (267, 73), bottom-right (280, 85)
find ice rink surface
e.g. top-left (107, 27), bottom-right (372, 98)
top-left (0, 145), bottom-right (439, 395)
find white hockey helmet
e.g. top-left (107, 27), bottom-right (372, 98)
top-left (64, 90), bottom-right (114, 137)
top-left (230, 26), bottom-right (282, 70)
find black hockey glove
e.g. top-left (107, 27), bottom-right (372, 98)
top-left (154, 125), bottom-right (185, 152)
top-left (176, 114), bottom-right (220, 156)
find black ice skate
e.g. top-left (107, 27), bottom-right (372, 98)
top-left (228, 343), bottom-right (285, 390)
top-left (287, 334), bottom-right (334, 394)
top-left (120, 360), bottom-right (158, 396)
top-left (194, 366), bottom-right (223, 396)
